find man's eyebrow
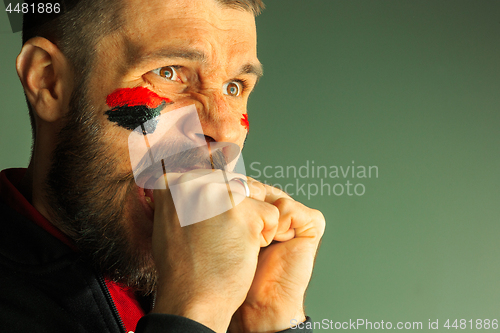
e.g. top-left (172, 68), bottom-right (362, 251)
top-left (239, 63), bottom-right (263, 79)
top-left (128, 46), bottom-right (263, 79)
top-left (131, 47), bottom-right (208, 65)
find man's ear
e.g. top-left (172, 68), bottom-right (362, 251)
top-left (16, 37), bottom-right (73, 123)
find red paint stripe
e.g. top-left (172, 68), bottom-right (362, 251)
top-left (241, 113), bottom-right (249, 131)
top-left (106, 87), bottom-right (172, 109)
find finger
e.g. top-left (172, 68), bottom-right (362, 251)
top-left (152, 173), bottom-right (170, 200)
top-left (273, 227), bottom-right (295, 242)
top-left (228, 176), bottom-right (266, 202)
top-left (245, 178), bottom-right (266, 201)
top-left (246, 178), bottom-right (297, 242)
top-left (247, 177), bottom-right (293, 204)
top-left (273, 198), bottom-right (325, 239)
top-left (249, 199), bottom-right (280, 247)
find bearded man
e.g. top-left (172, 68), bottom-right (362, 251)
top-left (0, 0), bottom-right (325, 332)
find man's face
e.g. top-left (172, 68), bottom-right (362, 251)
top-left (48, 0), bottom-right (260, 293)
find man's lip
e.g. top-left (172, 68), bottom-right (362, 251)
top-left (144, 187), bottom-right (155, 203)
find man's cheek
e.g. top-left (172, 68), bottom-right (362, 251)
top-left (105, 87), bottom-right (173, 134)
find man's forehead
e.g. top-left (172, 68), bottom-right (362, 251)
top-left (124, 0), bottom-right (253, 24)
top-left (121, 0), bottom-right (258, 69)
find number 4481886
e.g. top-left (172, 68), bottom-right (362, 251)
top-left (444, 319), bottom-right (498, 330)
top-left (5, 3), bottom-right (60, 14)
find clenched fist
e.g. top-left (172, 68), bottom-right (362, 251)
top-left (151, 170), bottom-right (325, 333)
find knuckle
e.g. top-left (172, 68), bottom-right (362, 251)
top-left (199, 181), bottom-right (223, 196)
top-left (177, 172), bottom-right (196, 183)
top-left (270, 184), bottom-right (293, 199)
top-left (311, 209), bottom-right (326, 235)
top-left (266, 203), bottom-right (280, 220)
top-left (198, 183), bottom-right (213, 198)
top-left (250, 182), bottom-right (265, 198)
top-left (273, 197), bottom-right (292, 210)
top-left (246, 176), bottom-right (258, 183)
top-left (247, 215), bottom-right (264, 236)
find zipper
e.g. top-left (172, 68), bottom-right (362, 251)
top-left (151, 291), bottom-right (156, 311)
top-left (97, 274), bottom-right (127, 333)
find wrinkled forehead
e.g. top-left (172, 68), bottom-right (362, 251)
top-left (120, 0), bottom-right (258, 68)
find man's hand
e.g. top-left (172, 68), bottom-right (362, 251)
top-left (151, 171), bottom-right (282, 333)
top-left (229, 179), bottom-right (326, 333)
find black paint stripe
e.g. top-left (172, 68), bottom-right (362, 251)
top-left (105, 101), bottom-right (167, 134)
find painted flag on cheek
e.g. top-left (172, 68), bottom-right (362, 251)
top-left (105, 87), bottom-right (173, 134)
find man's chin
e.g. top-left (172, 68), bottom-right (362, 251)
top-left (105, 191), bottom-right (158, 294)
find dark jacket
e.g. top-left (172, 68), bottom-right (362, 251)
top-left (0, 200), bottom-right (312, 332)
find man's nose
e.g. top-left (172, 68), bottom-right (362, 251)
top-left (194, 91), bottom-right (243, 144)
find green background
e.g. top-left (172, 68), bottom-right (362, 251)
top-left (1, 1), bottom-right (500, 331)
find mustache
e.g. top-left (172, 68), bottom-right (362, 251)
top-left (132, 140), bottom-right (231, 189)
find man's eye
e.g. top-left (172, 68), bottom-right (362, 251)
top-left (153, 66), bottom-right (180, 81)
top-left (223, 81), bottom-right (242, 97)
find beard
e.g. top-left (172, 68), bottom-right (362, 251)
top-left (45, 84), bottom-right (227, 296)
